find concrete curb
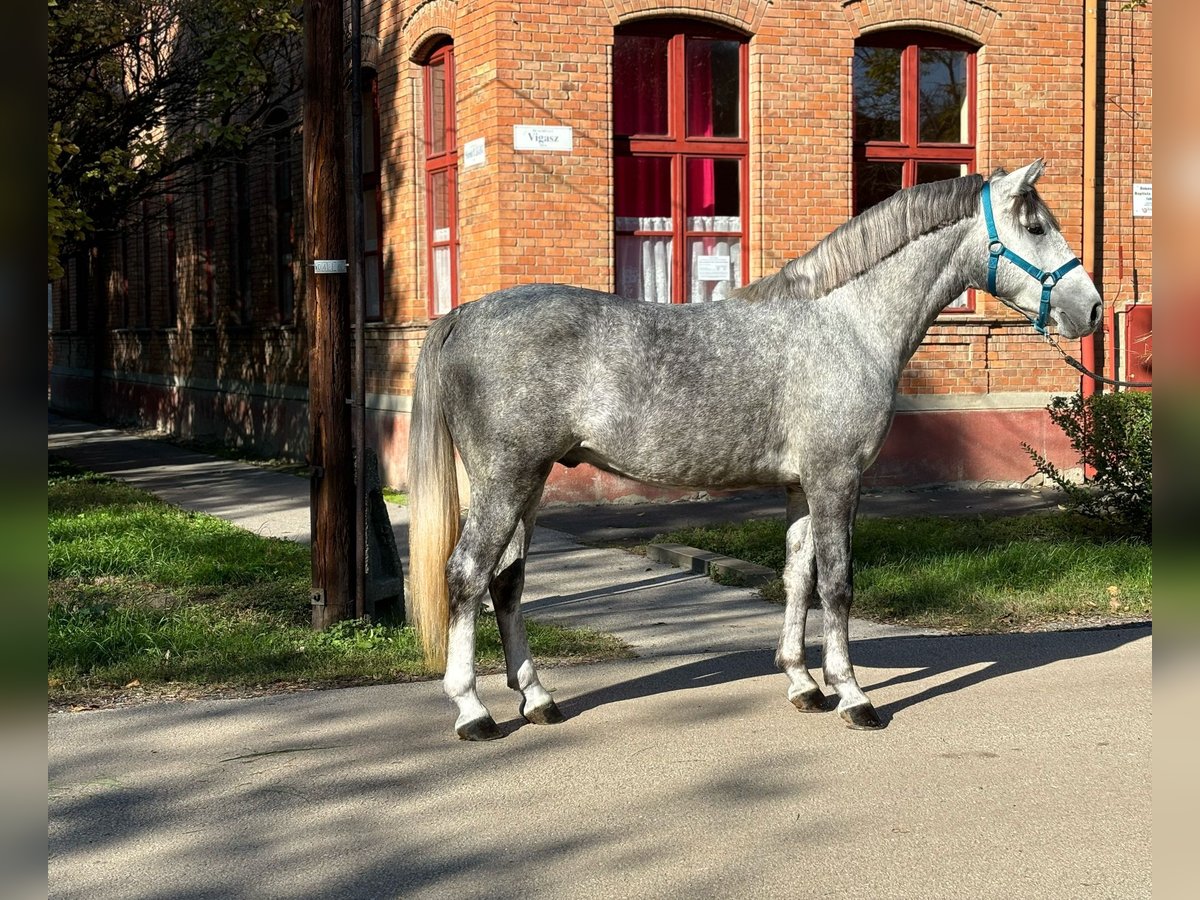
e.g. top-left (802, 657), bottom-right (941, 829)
top-left (646, 542), bottom-right (777, 587)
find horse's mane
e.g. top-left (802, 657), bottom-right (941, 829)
top-left (732, 173), bottom-right (987, 302)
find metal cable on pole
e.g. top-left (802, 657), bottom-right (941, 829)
top-left (350, 0), bottom-right (367, 619)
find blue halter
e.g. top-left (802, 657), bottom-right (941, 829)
top-left (981, 181), bottom-right (1082, 336)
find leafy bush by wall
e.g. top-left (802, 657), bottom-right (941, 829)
top-left (1024, 391), bottom-right (1152, 540)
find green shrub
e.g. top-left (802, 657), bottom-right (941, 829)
top-left (1024, 391), bottom-right (1152, 540)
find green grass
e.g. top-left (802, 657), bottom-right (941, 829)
top-left (381, 487), bottom-right (408, 506)
top-left (48, 458), bottom-right (629, 704)
top-left (656, 513), bottom-right (1152, 632)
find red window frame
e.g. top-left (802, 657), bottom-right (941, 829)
top-left (269, 111), bottom-right (296, 324)
top-left (140, 200), bottom-right (152, 327)
top-left (165, 189), bottom-right (178, 326)
top-left (423, 42), bottom-right (458, 317)
top-left (199, 171), bottom-right (215, 326)
top-left (854, 30), bottom-right (977, 311)
top-left (60, 256), bottom-right (72, 331)
top-left (119, 226), bottom-right (130, 328)
top-left (233, 156), bottom-right (253, 325)
top-left (614, 20), bottom-right (749, 305)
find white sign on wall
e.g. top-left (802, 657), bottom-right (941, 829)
top-left (514, 125), bottom-right (573, 152)
top-left (695, 255), bottom-right (732, 282)
top-left (463, 137), bottom-right (486, 168)
top-left (1133, 183), bottom-right (1152, 217)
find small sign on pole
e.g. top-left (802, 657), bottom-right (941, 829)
top-left (313, 259), bottom-right (349, 274)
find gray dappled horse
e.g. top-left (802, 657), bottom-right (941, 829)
top-left (408, 161), bottom-right (1103, 741)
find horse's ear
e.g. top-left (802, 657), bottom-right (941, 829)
top-left (992, 160), bottom-right (1044, 198)
top-left (1012, 159), bottom-right (1046, 193)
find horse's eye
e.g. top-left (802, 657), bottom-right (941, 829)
top-left (1026, 223), bottom-right (1046, 236)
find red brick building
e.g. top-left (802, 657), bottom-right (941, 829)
top-left (49, 0), bottom-right (1153, 501)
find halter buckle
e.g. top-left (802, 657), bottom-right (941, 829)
top-left (1041, 273), bottom-right (1057, 287)
top-left (988, 240), bottom-right (1004, 256)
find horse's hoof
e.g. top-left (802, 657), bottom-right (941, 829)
top-left (456, 715), bottom-right (503, 741)
top-left (840, 703), bottom-right (884, 730)
top-left (522, 699), bottom-right (566, 725)
top-left (790, 688), bottom-right (831, 712)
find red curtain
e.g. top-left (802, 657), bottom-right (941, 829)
top-left (686, 40), bottom-right (716, 219)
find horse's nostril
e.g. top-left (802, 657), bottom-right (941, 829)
top-left (1089, 302), bottom-right (1102, 330)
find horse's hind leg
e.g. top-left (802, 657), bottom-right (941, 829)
top-left (490, 495), bottom-right (563, 725)
top-left (775, 486), bottom-right (830, 712)
top-left (444, 480), bottom-right (537, 741)
top-left (808, 475), bottom-right (883, 730)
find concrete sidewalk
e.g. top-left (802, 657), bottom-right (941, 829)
top-left (47, 414), bottom-right (1151, 899)
top-left (45, 412), bottom-right (942, 654)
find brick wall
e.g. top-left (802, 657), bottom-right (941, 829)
top-left (1099, 0), bottom-right (1152, 377)
top-left (49, 109), bottom-right (311, 455)
top-left (49, 0), bottom-right (1153, 496)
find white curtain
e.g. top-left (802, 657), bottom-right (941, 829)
top-left (688, 215), bottom-right (741, 303)
top-left (616, 216), bottom-right (743, 303)
top-left (616, 217), bottom-right (672, 303)
top-left (432, 244), bottom-right (453, 315)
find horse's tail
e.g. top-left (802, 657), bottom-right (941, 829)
top-left (407, 310), bottom-right (461, 673)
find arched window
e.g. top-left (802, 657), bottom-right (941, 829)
top-left (232, 152), bottom-right (253, 324)
top-left (268, 109), bottom-right (296, 324)
top-left (140, 199), bottom-right (153, 327)
top-left (423, 42), bottom-right (457, 316)
top-left (165, 186), bottom-right (178, 326)
top-left (854, 30), bottom-right (977, 308)
top-left (198, 168), bottom-right (214, 326)
top-left (614, 20), bottom-right (748, 304)
top-left (361, 70), bottom-right (384, 321)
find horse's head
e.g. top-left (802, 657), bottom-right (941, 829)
top-left (979, 161), bottom-right (1102, 340)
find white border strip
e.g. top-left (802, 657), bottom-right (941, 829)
top-left (49, 366), bottom-right (414, 413)
top-left (896, 392), bottom-right (1072, 412)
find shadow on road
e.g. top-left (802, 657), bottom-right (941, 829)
top-left (553, 622), bottom-right (1151, 728)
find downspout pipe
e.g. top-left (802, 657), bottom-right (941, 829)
top-left (1081, 0), bottom-right (1101, 399)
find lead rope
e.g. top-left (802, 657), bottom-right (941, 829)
top-left (1041, 332), bottom-right (1153, 389)
top-left (980, 182), bottom-right (1151, 390)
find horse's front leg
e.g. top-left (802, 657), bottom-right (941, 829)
top-left (776, 487), bottom-right (829, 712)
top-left (808, 477), bottom-right (883, 730)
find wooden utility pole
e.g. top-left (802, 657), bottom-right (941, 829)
top-left (303, 0), bottom-right (355, 628)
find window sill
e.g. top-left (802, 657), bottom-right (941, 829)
top-left (227, 322), bottom-right (298, 332)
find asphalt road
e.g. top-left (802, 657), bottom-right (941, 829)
top-left (48, 415), bottom-right (1151, 898)
top-left (49, 627), bottom-right (1151, 900)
